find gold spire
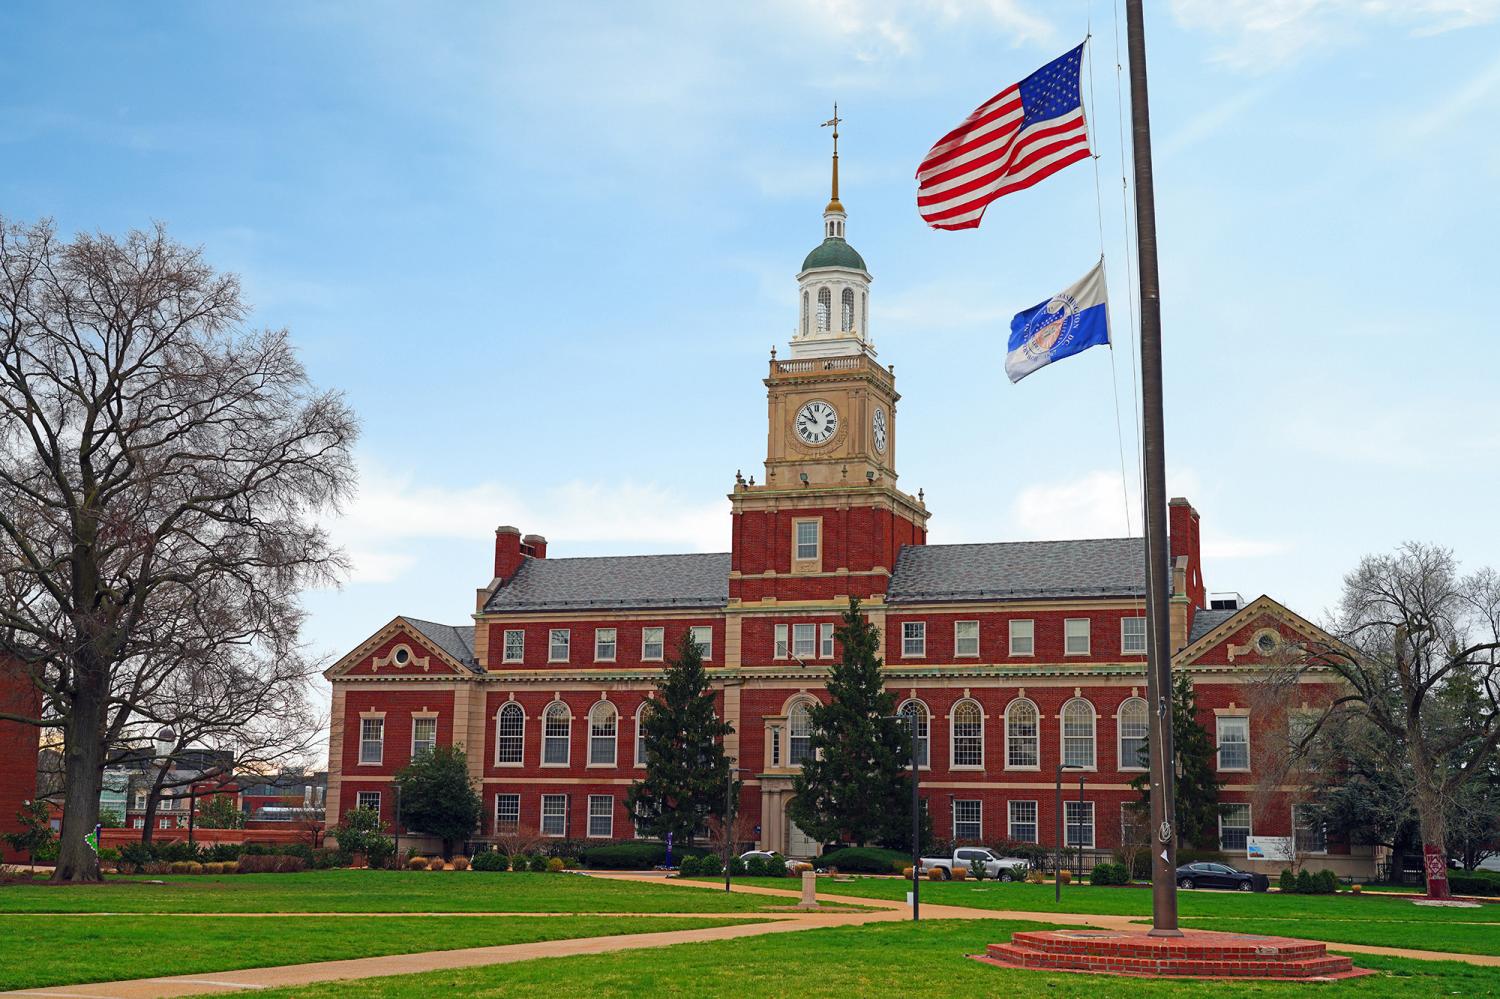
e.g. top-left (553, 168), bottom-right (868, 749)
top-left (821, 102), bottom-right (844, 214)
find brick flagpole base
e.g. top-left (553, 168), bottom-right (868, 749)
top-left (974, 929), bottom-right (1373, 980)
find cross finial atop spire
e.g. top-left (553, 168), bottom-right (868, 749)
top-left (821, 102), bottom-right (843, 213)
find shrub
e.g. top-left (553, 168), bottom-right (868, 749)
top-left (1057, 870), bottom-right (1072, 885)
top-left (186, 861), bottom-right (204, 875)
top-left (202, 862), bottom-right (222, 875)
top-left (562, 857), bottom-right (580, 870)
top-left (472, 851), bottom-right (508, 872)
top-left (1315, 869), bottom-right (1339, 894)
top-left (528, 854), bottom-right (548, 873)
top-left (169, 861), bottom-right (193, 875)
top-left (698, 854), bottom-right (723, 877)
top-left (546, 856), bottom-right (565, 873)
top-left (951, 867), bottom-right (967, 881)
top-left (236, 855), bottom-right (307, 874)
top-left (765, 854), bottom-right (788, 878)
top-left (1090, 863), bottom-right (1129, 886)
top-left (727, 856), bottom-right (747, 877)
top-left (1114, 849), bottom-right (1152, 881)
top-left (1279, 869), bottom-right (1297, 893)
top-left (451, 856), bottom-right (470, 871)
top-left (678, 855), bottom-right (701, 876)
top-left (1025, 868), bottom-right (1046, 885)
top-left (901, 866), bottom-right (914, 879)
top-left (408, 856), bottom-right (429, 870)
top-left (222, 861), bottom-right (239, 874)
top-left (1350, 883), bottom-right (1362, 894)
top-left (817, 847), bottom-right (910, 874)
top-left (1296, 869), bottom-right (1315, 894)
top-left (578, 842), bottom-right (667, 870)
top-left (205, 843), bottom-right (242, 863)
top-left (744, 855), bottom-right (768, 877)
top-left (427, 857), bottom-right (447, 871)
top-left (790, 861), bottom-right (813, 874)
top-left (927, 867), bottom-right (944, 880)
top-left (1447, 871), bottom-right (1500, 897)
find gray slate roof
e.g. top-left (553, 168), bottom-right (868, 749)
top-left (482, 553), bottom-right (732, 613)
top-left (1187, 608), bottom-right (1240, 645)
top-left (886, 538), bottom-right (1147, 603)
top-left (403, 617), bottom-right (479, 671)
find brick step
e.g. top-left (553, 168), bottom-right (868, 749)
top-left (986, 941), bottom-right (1354, 979)
top-left (1007, 929), bottom-right (1328, 962)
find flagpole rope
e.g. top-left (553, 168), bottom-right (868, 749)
top-left (1084, 11), bottom-right (1132, 538)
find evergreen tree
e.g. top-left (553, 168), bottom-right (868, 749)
top-left (789, 598), bottom-right (915, 848)
top-left (1131, 671), bottom-right (1221, 848)
top-left (393, 745), bottom-right (482, 859)
top-left (626, 630), bottom-right (735, 845)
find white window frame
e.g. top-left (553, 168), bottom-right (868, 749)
top-left (1005, 698), bottom-right (1040, 770)
top-left (1219, 803), bottom-right (1252, 853)
top-left (1008, 800), bottom-right (1039, 843)
top-left (820, 623), bottom-right (835, 659)
top-left (902, 621), bottom-right (926, 658)
top-left (495, 793), bottom-right (520, 833)
top-left (1009, 619), bottom-right (1035, 656)
top-left (1064, 618), bottom-right (1091, 656)
top-left (356, 790), bottom-right (381, 813)
top-left (788, 700), bottom-right (815, 767)
top-left (548, 628), bottom-right (570, 663)
top-left (1293, 804), bottom-right (1327, 854)
top-left (496, 702), bottom-right (525, 766)
top-left (641, 626), bottom-right (665, 661)
top-left (1217, 715), bottom-right (1251, 772)
top-left (359, 716), bottom-right (384, 765)
top-left (1061, 698), bottom-right (1097, 770)
top-left (1064, 800), bottom-right (1096, 848)
top-left (588, 794), bottom-right (614, 839)
top-left (502, 629), bottom-right (525, 663)
top-left (954, 620), bottom-right (980, 658)
top-left (541, 794), bottom-right (567, 837)
top-left (792, 623), bottom-right (816, 658)
top-left (1117, 697), bottom-right (1149, 771)
top-left (594, 628), bottom-right (617, 662)
top-left (410, 715), bottom-right (437, 758)
top-left (774, 624), bottom-right (789, 660)
top-left (1121, 616), bottom-right (1147, 654)
top-left (588, 701), bottom-right (618, 767)
top-left (952, 799), bottom-right (982, 841)
top-left (898, 698), bottom-right (930, 769)
top-left (542, 702), bottom-right (571, 767)
top-left (794, 519), bottom-right (820, 561)
top-left (691, 625), bottom-right (713, 661)
top-left (950, 698), bottom-right (984, 770)
top-left (634, 702), bottom-right (649, 768)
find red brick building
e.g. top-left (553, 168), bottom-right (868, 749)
top-left (325, 170), bottom-right (1362, 874)
top-left (0, 657), bottom-right (41, 862)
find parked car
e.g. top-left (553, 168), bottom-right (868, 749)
top-left (738, 850), bottom-right (797, 872)
top-left (1175, 861), bottom-right (1269, 892)
top-left (920, 848), bottom-right (1031, 881)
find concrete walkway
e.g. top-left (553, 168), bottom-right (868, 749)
top-left (6, 875), bottom-right (1498, 997)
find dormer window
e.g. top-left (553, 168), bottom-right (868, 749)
top-left (816, 288), bottom-right (831, 331)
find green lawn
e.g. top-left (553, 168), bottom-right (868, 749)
top-left (192, 919), bottom-right (1500, 999)
top-left (0, 914), bottom-right (760, 992)
top-left (0, 870), bottom-right (807, 914)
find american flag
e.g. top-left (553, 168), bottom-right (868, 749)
top-left (916, 44), bottom-right (1090, 231)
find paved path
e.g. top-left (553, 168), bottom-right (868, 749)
top-left (6, 875), bottom-right (1498, 997)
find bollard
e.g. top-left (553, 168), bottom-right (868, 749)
top-left (798, 869), bottom-right (819, 909)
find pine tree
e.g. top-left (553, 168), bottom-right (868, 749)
top-left (393, 745), bottom-right (482, 859)
top-left (789, 597), bottom-right (915, 848)
top-left (1131, 670), bottom-right (1221, 848)
top-left (626, 630), bottom-right (735, 845)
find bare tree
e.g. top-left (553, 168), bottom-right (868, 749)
top-left (0, 219), bottom-right (356, 882)
top-left (1273, 544), bottom-right (1500, 898)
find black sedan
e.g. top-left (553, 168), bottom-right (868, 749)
top-left (1175, 862), bottom-right (1269, 892)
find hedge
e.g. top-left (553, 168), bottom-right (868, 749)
top-left (1089, 862), bottom-right (1130, 886)
top-left (819, 847), bottom-right (910, 874)
top-left (1448, 870), bottom-right (1500, 896)
top-left (576, 841), bottom-right (714, 870)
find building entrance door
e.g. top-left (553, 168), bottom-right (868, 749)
top-left (786, 806), bottom-right (819, 858)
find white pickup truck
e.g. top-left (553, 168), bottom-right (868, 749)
top-left (919, 847), bottom-right (1030, 881)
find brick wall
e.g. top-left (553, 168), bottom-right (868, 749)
top-left (0, 658), bottom-right (40, 863)
top-left (340, 688), bottom-right (456, 785)
top-left (884, 608), bottom-right (1148, 666)
top-left (484, 617), bottom-right (723, 672)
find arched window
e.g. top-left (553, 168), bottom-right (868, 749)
top-left (634, 702), bottom-right (650, 768)
top-left (788, 700), bottom-right (815, 766)
top-left (1118, 697), bottom-right (1149, 770)
top-left (496, 703), bottom-right (524, 765)
top-left (841, 288), bottom-right (855, 331)
top-left (861, 292), bottom-right (867, 336)
top-left (1062, 698), bottom-right (1096, 769)
top-left (589, 701), bottom-right (617, 766)
top-left (801, 291), bottom-right (810, 336)
top-left (816, 288), bottom-right (831, 332)
top-left (899, 699), bottom-right (929, 768)
top-left (951, 699), bottom-right (983, 768)
top-left (542, 701), bottom-right (571, 765)
top-left (1005, 698), bottom-right (1039, 769)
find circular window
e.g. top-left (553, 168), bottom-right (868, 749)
top-left (1254, 631), bottom-right (1278, 655)
top-left (393, 647), bottom-right (410, 665)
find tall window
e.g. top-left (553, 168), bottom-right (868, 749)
top-left (496, 703), bottom-right (524, 765)
top-left (1062, 698), bottom-right (1096, 768)
top-left (594, 628), bottom-right (617, 662)
top-left (951, 699), bottom-right (983, 768)
top-left (1009, 619), bottom-right (1034, 656)
top-left (1293, 805), bottom-right (1327, 853)
top-left (816, 287), bottom-right (831, 331)
top-left (861, 292), bottom-right (867, 335)
top-left (954, 620), bottom-right (979, 657)
top-left (1118, 697), bottom-right (1149, 770)
top-left (802, 290), bottom-right (809, 335)
top-left (788, 701), bottom-right (814, 766)
top-left (641, 627), bottom-right (664, 661)
top-left (543, 702), bottom-right (571, 765)
top-left (1121, 617), bottom-right (1147, 654)
top-left (1217, 716), bottom-right (1250, 770)
top-left (359, 717), bottom-right (384, 765)
top-left (541, 794), bottom-right (567, 837)
top-left (840, 287), bottom-right (854, 331)
top-left (820, 624), bottom-right (835, 658)
top-left (953, 800), bottom-right (981, 841)
top-left (356, 790), bottom-right (381, 812)
top-left (549, 629), bottom-right (570, 662)
top-left (1064, 618), bottom-right (1091, 655)
top-left (899, 699), bottom-right (929, 767)
top-left (795, 521), bottom-right (819, 560)
top-left (589, 702), bottom-right (618, 765)
top-left (495, 793), bottom-right (520, 833)
top-left (410, 717), bottom-right (437, 758)
top-left (1288, 713), bottom-right (1318, 770)
top-left (503, 629), bottom-right (524, 663)
top-left (588, 795), bottom-right (614, 838)
top-left (634, 703), bottom-right (649, 767)
top-left (774, 624), bottom-right (789, 659)
top-left (902, 621), bottom-right (926, 657)
top-left (1005, 699), bottom-right (1039, 768)
top-left (1065, 800), bottom-right (1095, 848)
top-left (1220, 803), bottom-right (1252, 852)
top-left (690, 625), bottom-right (712, 660)
top-left (1009, 800), bottom-right (1038, 842)
top-left (792, 623), bottom-right (816, 658)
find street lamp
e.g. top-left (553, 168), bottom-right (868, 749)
top-left (880, 708), bottom-right (922, 922)
top-left (723, 766), bottom-right (746, 894)
top-left (1055, 763), bottom-right (1086, 904)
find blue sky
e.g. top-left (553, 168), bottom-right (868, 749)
top-left (5, 0), bottom-right (1499, 675)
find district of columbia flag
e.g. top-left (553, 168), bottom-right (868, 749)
top-left (1005, 259), bottom-right (1110, 384)
top-left (916, 43), bottom-right (1090, 230)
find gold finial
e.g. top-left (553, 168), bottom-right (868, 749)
top-left (821, 103), bottom-right (843, 213)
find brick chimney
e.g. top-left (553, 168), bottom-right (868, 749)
top-left (494, 526), bottom-right (524, 581)
top-left (522, 533), bottom-right (548, 560)
top-left (1168, 498), bottom-right (1205, 609)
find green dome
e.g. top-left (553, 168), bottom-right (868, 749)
top-left (801, 237), bottom-right (867, 273)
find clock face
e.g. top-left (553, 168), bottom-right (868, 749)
top-left (795, 400), bottom-right (839, 446)
top-left (872, 407), bottom-right (888, 455)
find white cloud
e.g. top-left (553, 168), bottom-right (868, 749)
top-left (779, 0), bottom-right (1056, 62)
top-left (1011, 470), bottom-right (1137, 539)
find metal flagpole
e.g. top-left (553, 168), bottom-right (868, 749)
top-left (1125, 0), bottom-right (1181, 937)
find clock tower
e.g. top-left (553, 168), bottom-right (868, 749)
top-left (728, 121), bottom-right (928, 607)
